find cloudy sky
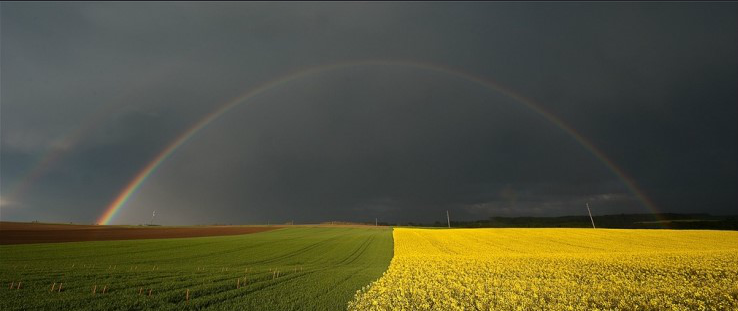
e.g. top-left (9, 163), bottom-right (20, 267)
top-left (1, 2), bottom-right (736, 225)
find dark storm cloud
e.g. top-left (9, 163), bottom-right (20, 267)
top-left (1, 2), bottom-right (735, 224)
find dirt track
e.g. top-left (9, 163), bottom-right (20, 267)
top-left (0, 222), bottom-right (279, 245)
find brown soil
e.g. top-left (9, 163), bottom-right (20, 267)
top-left (0, 222), bottom-right (280, 245)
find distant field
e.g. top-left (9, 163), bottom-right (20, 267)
top-left (0, 227), bottom-right (393, 310)
top-left (0, 222), bottom-right (279, 244)
top-left (350, 228), bottom-right (738, 310)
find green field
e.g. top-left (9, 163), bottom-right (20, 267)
top-left (0, 227), bottom-right (393, 310)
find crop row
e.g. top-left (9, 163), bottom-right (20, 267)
top-left (1, 227), bottom-right (393, 310)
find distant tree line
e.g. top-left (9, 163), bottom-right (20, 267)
top-left (396, 214), bottom-right (738, 230)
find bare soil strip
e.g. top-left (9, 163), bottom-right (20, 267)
top-left (0, 222), bottom-right (279, 244)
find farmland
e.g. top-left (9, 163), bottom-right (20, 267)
top-left (0, 222), bottom-right (279, 244)
top-left (3, 225), bottom-right (738, 310)
top-left (349, 228), bottom-right (738, 310)
top-left (0, 226), bottom-right (392, 310)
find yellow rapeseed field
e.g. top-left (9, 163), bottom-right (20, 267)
top-left (348, 228), bottom-right (738, 310)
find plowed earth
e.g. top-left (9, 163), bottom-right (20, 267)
top-left (0, 222), bottom-right (278, 244)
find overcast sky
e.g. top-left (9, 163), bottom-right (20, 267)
top-left (1, 2), bottom-right (736, 225)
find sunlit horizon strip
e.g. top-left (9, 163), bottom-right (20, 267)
top-left (98, 60), bottom-right (659, 225)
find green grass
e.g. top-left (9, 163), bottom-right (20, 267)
top-left (0, 227), bottom-right (393, 310)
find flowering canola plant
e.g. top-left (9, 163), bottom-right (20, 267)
top-left (348, 228), bottom-right (738, 310)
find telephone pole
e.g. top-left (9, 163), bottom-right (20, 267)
top-left (586, 203), bottom-right (596, 229)
top-left (446, 210), bottom-right (451, 228)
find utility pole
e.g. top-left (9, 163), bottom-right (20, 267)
top-left (586, 202), bottom-right (596, 229)
top-left (446, 210), bottom-right (451, 228)
top-left (149, 210), bottom-right (156, 226)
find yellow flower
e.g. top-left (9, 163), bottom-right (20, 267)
top-left (348, 228), bottom-right (738, 310)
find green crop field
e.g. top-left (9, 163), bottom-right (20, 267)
top-left (0, 227), bottom-right (393, 310)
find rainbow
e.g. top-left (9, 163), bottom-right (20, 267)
top-left (3, 51), bottom-right (199, 206)
top-left (4, 109), bottom-right (112, 205)
top-left (97, 60), bottom-right (659, 225)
